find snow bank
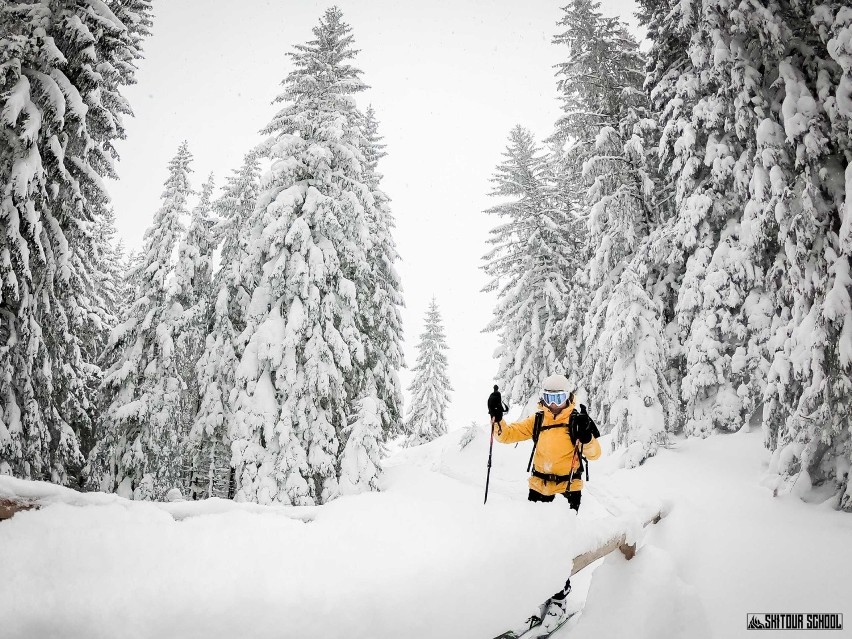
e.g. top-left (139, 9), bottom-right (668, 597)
top-left (0, 429), bottom-right (595, 639)
top-left (3, 426), bottom-right (849, 639)
top-left (572, 546), bottom-right (710, 639)
top-left (0, 475), bottom-right (317, 522)
top-left (595, 430), bottom-right (852, 639)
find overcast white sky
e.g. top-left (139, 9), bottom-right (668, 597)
top-left (109, 0), bottom-right (641, 431)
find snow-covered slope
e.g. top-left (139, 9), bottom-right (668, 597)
top-left (1, 426), bottom-right (849, 639)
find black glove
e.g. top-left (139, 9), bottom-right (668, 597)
top-left (572, 404), bottom-right (599, 444)
top-left (487, 387), bottom-right (506, 422)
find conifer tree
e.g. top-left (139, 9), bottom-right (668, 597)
top-left (77, 207), bottom-right (125, 473)
top-left (190, 156), bottom-right (260, 500)
top-left (759, 3), bottom-right (852, 509)
top-left (636, 0), bottom-right (773, 439)
top-left (94, 142), bottom-right (194, 499)
top-left (355, 106), bottom-right (405, 438)
top-left (404, 299), bottom-right (453, 447)
top-left (231, 8), bottom-right (377, 505)
top-left (543, 138), bottom-right (590, 392)
top-left (552, 0), bottom-right (674, 464)
top-left (171, 173), bottom-right (217, 490)
top-left (482, 126), bottom-right (577, 405)
top-left (338, 395), bottom-right (385, 495)
top-left (0, 0), bottom-right (151, 484)
top-left (95, 209), bottom-right (126, 328)
top-left (117, 249), bottom-right (142, 319)
top-left (638, 0), bottom-right (852, 506)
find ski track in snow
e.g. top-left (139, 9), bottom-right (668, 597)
top-left (1, 427), bottom-right (850, 639)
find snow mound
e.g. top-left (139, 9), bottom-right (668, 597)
top-left (3, 427), bottom-right (850, 639)
top-left (570, 546), bottom-right (709, 639)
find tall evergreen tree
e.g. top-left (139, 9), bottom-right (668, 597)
top-left (354, 106), bottom-right (405, 438)
top-left (403, 298), bottom-right (453, 447)
top-left (636, 0), bottom-right (774, 439)
top-left (79, 206), bottom-right (125, 473)
top-left (551, 0), bottom-right (675, 464)
top-left (94, 142), bottom-right (194, 499)
top-left (230, 7), bottom-right (377, 505)
top-left (117, 248), bottom-right (142, 320)
top-left (759, 2), bottom-right (852, 509)
top-left (94, 209), bottom-right (125, 328)
top-left (482, 126), bottom-right (578, 405)
top-left (190, 156), bottom-right (260, 500)
top-left (171, 172), bottom-right (217, 491)
top-left (638, 0), bottom-right (852, 506)
top-left (0, 0), bottom-right (151, 484)
top-left (543, 137), bottom-right (590, 392)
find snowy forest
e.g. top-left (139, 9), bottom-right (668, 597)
top-left (483, 0), bottom-right (852, 509)
top-left (2, 0), bottom-right (851, 515)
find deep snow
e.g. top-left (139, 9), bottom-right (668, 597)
top-left (1, 425), bottom-right (850, 639)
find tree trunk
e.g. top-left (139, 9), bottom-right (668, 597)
top-left (571, 511), bottom-right (663, 574)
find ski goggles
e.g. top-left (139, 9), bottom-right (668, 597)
top-left (542, 391), bottom-right (569, 405)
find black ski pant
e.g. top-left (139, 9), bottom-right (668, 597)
top-left (528, 488), bottom-right (581, 512)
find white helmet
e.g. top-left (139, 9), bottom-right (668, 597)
top-left (541, 374), bottom-right (572, 406)
top-left (541, 374), bottom-right (571, 393)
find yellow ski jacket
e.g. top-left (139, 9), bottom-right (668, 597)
top-left (494, 402), bottom-right (601, 496)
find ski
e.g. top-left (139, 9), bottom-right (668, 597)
top-left (490, 608), bottom-right (546, 639)
top-left (517, 612), bottom-right (578, 638)
top-left (491, 610), bottom-right (579, 639)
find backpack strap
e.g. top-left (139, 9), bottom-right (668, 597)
top-left (531, 410), bottom-right (545, 444)
top-left (526, 411), bottom-right (545, 473)
top-left (538, 422), bottom-right (569, 434)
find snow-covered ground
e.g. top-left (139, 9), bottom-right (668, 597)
top-left (2, 426), bottom-right (850, 639)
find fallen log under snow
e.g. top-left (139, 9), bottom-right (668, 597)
top-left (0, 497), bottom-right (38, 520)
top-left (1, 475), bottom-right (666, 575)
top-left (0, 476), bottom-right (317, 523)
top-left (571, 511), bottom-right (664, 574)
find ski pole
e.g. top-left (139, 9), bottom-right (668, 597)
top-left (566, 441), bottom-right (580, 487)
top-left (484, 420), bottom-right (495, 504)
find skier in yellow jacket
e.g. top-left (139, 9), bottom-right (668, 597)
top-left (490, 373), bottom-right (601, 635)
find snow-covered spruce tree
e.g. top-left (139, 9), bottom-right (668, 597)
top-left (338, 395), bottom-right (385, 495)
top-left (94, 209), bottom-right (126, 326)
top-left (117, 248), bottom-right (142, 319)
top-left (190, 155), bottom-right (260, 500)
top-left (482, 126), bottom-right (576, 405)
top-left (403, 298), bottom-right (452, 447)
top-left (543, 136), bottom-right (591, 393)
top-left (636, 0), bottom-right (775, 438)
top-left (94, 142), bottom-right (195, 500)
top-left (170, 173), bottom-right (217, 492)
top-left (549, 2), bottom-right (626, 395)
top-left (336, 107), bottom-right (405, 494)
top-left (551, 1), bottom-right (674, 465)
top-left (354, 106), bottom-right (405, 438)
top-left (78, 206), bottom-right (126, 467)
top-left (230, 8), bottom-right (376, 505)
top-left (760, 4), bottom-right (852, 509)
top-left (639, 0), bottom-right (852, 505)
top-left (458, 420), bottom-right (481, 451)
top-left (0, 0), bottom-right (151, 484)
